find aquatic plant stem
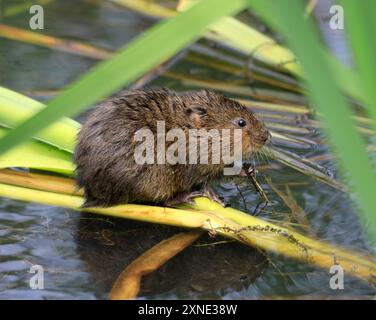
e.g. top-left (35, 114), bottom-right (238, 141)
top-left (0, 172), bottom-right (374, 284)
top-left (109, 230), bottom-right (203, 300)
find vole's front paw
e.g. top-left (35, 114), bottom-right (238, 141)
top-left (164, 192), bottom-right (198, 207)
top-left (164, 187), bottom-right (226, 207)
top-left (200, 186), bottom-right (227, 207)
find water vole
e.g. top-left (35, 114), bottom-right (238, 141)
top-left (74, 89), bottom-right (269, 207)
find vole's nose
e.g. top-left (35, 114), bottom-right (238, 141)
top-left (260, 129), bottom-right (271, 144)
top-left (266, 130), bottom-right (272, 143)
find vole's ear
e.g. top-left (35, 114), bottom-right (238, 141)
top-left (186, 104), bottom-right (207, 127)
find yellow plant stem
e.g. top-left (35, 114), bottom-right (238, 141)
top-left (0, 169), bottom-right (79, 195)
top-left (238, 99), bottom-right (310, 115)
top-left (109, 230), bottom-right (203, 300)
top-left (184, 53), bottom-right (301, 93)
top-left (0, 24), bottom-right (112, 60)
top-left (0, 170), bottom-right (375, 284)
top-left (190, 198), bottom-right (376, 274)
top-left (0, 86), bottom-right (79, 153)
top-left (119, 0), bottom-right (300, 75)
top-left (2, 0), bottom-right (54, 17)
top-left (110, 0), bottom-right (175, 19)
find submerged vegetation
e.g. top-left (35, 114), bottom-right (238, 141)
top-left (0, 0), bottom-right (375, 298)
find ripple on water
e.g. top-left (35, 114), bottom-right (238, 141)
top-left (0, 244), bottom-right (26, 256)
top-left (0, 260), bottom-right (29, 273)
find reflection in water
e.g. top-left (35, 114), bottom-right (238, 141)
top-left (76, 213), bottom-right (267, 298)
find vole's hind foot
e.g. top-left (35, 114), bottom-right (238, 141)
top-left (81, 199), bottom-right (102, 208)
top-left (80, 191), bottom-right (106, 208)
top-left (164, 187), bottom-right (226, 208)
top-left (81, 190), bottom-right (130, 208)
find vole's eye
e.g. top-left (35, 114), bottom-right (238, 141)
top-left (237, 118), bottom-right (247, 127)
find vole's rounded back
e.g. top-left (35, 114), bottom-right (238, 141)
top-left (74, 89), bottom-right (269, 207)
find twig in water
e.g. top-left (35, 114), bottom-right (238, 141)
top-left (235, 182), bottom-right (248, 212)
top-left (242, 163), bottom-right (269, 215)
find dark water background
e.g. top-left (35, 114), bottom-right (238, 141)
top-left (0, 0), bottom-right (375, 299)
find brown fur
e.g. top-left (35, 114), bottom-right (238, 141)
top-left (74, 89), bottom-right (269, 207)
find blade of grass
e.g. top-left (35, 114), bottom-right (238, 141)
top-left (238, 99), bottom-right (309, 115)
top-left (264, 122), bottom-right (312, 135)
top-left (0, 86), bottom-right (79, 153)
top-left (184, 52), bottom-right (301, 93)
top-left (164, 71), bottom-right (306, 104)
top-left (206, 16), bottom-right (300, 75)
top-left (325, 51), bottom-right (364, 103)
top-left (340, 0), bottom-right (376, 134)
top-left (0, 0), bottom-right (247, 155)
top-left (247, 0), bottom-right (376, 244)
top-left (0, 129), bottom-right (74, 174)
top-left (190, 43), bottom-right (300, 86)
top-left (268, 133), bottom-right (316, 149)
top-left (265, 146), bottom-right (347, 192)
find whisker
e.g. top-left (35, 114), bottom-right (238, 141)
top-left (262, 147), bottom-right (272, 162)
top-left (261, 148), bottom-right (270, 163)
top-left (259, 149), bottom-right (267, 163)
top-left (255, 150), bottom-right (261, 166)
